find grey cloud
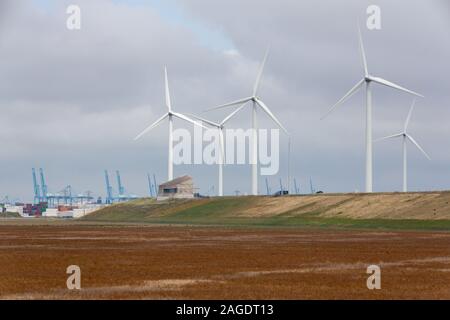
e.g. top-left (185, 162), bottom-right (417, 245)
top-left (0, 0), bottom-right (449, 201)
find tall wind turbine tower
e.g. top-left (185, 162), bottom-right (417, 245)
top-left (189, 105), bottom-right (247, 196)
top-left (294, 178), bottom-right (299, 194)
top-left (322, 27), bottom-right (423, 192)
top-left (265, 178), bottom-right (271, 196)
top-left (375, 100), bottom-right (430, 192)
top-left (206, 48), bottom-right (289, 195)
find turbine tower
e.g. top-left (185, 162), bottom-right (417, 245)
top-left (188, 105), bottom-right (247, 196)
top-left (294, 178), bottom-right (299, 194)
top-left (134, 67), bottom-right (206, 181)
top-left (375, 100), bottom-right (430, 192)
top-left (265, 178), bottom-right (271, 195)
top-left (322, 27), bottom-right (423, 193)
top-left (206, 48), bottom-right (289, 195)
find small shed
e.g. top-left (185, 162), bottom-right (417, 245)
top-left (157, 175), bottom-right (194, 200)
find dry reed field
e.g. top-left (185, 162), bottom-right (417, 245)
top-left (1, 224), bottom-right (450, 299)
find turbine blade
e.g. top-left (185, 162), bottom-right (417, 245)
top-left (172, 112), bottom-right (208, 129)
top-left (255, 98), bottom-right (289, 135)
top-left (407, 134), bottom-right (431, 160)
top-left (369, 76), bottom-right (424, 98)
top-left (404, 99), bottom-right (416, 131)
top-left (134, 113), bottom-right (169, 140)
top-left (164, 67), bottom-right (172, 111)
top-left (358, 25), bottom-right (368, 76)
top-left (321, 79), bottom-right (365, 120)
top-left (204, 97), bottom-right (253, 112)
top-left (221, 101), bottom-right (249, 125)
top-left (374, 133), bottom-right (404, 142)
top-left (186, 113), bottom-right (220, 128)
top-left (253, 47), bottom-right (270, 96)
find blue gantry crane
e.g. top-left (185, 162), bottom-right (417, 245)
top-left (116, 170), bottom-right (125, 199)
top-left (116, 170), bottom-right (137, 201)
top-left (39, 168), bottom-right (48, 202)
top-left (153, 174), bottom-right (158, 197)
top-left (104, 170), bottom-right (114, 204)
top-left (32, 168), bottom-right (41, 204)
top-left (147, 173), bottom-right (153, 197)
top-left (104, 170), bottom-right (138, 203)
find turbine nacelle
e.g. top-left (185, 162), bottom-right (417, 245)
top-left (134, 68), bottom-right (207, 142)
top-left (204, 49), bottom-right (289, 136)
top-left (375, 100), bottom-right (431, 161)
top-left (322, 28), bottom-right (424, 121)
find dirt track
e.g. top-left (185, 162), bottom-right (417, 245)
top-left (1, 224), bottom-right (450, 299)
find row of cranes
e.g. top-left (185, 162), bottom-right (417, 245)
top-left (32, 168), bottom-right (94, 206)
top-left (32, 168), bottom-right (141, 206)
top-left (31, 168), bottom-right (160, 206)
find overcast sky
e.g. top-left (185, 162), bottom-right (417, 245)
top-left (0, 0), bottom-right (449, 202)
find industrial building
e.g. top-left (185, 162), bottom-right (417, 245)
top-left (157, 175), bottom-right (194, 200)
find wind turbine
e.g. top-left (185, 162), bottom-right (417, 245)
top-left (134, 67), bottom-right (206, 181)
top-left (322, 27), bottom-right (423, 193)
top-left (375, 100), bottom-right (430, 192)
top-left (206, 48), bottom-right (289, 196)
top-left (188, 105), bottom-right (247, 196)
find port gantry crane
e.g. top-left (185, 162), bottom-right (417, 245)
top-left (32, 168), bottom-right (41, 204)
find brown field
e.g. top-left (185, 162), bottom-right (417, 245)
top-left (1, 224), bottom-right (450, 299)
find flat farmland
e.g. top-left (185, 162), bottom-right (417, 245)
top-left (1, 224), bottom-right (450, 299)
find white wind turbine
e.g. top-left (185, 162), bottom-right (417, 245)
top-left (134, 67), bottom-right (206, 181)
top-left (206, 48), bottom-right (289, 196)
top-left (375, 100), bottom-right (430, 192)
top-left (188, 104), bottom-right (248, 196)
top-left (322, 27), bottom-right (423, 193)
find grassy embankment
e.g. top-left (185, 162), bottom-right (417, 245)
top-left (83, 193), bottom-right (450, 231)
